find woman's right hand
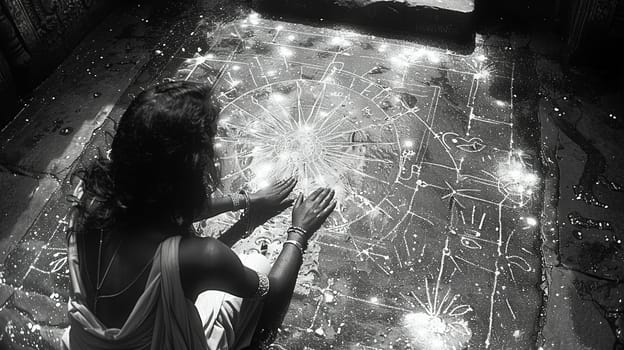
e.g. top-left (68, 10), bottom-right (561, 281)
top-left (291, 188), bottom-right (337, 237)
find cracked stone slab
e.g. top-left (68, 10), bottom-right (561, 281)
top-left (12, 289), bottom-right (68, 327)
top-left (538, 99), bottom-right (562, 267)
top-left (0, 307), bottom-right (65, 350)
top-left (3, 181), bottom-right (74, 300)
top-left (0, 173), bottom-right (59, 263)
top-left (548, 95), bottom-right (624, 280)
top-left (539, 267), bottom-right (616, 349)
top-left (537, 66), bottom-right (624, 349)
top-left (0, 283), bottom-right (14, 307)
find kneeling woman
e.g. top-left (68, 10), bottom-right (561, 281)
top-left (63, 81), bottom-right (336, 350)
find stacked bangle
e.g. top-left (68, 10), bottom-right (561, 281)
top-left (240, 190), bottom-right (252, 238)
top-left (283, 239), bottom-right (305, 255)
top-left (240, 190), bottom-right (251, 210)
top-left (229, 192), bottom-right (251, 211)
top-left (287, 226), bottom-right (307, 240)
top-left (285, 226), bottom-right (308, 254)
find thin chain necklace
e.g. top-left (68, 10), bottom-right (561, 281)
top-left (96, 255), bottom-right (155, 301)
top-left (93, 230), bottom-right (124, 313)
top-left (92, 230), bottom-right (156, 314)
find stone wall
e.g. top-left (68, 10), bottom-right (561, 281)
top-left (565, 0), bottom-right (624, 64)
top-left (0, 0), bottom-right (118, 125)
top-left (0, 52), bottom-right (17, 128)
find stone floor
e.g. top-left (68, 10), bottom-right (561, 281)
top-left (0, 1), bottom-right (622, 349)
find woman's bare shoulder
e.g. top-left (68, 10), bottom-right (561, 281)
top-left (178, 235), bottom-right (228, 268)
top-left (177, 234), bottom-right (257, 298)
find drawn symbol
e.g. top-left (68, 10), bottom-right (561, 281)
top-left (380, 100), bottom-right (393, 111)
top-left (368, 65), bottom-right (390, 75)
top-left (507, 255), bottom-right (532, 272)
top-left (49, 251), bottom-right (68, 274)
top-left (399, 92), bottom-right (418, 109)
top-left (361, 106), bottom-right (373, 118)
top-left (442, 133), bottom-right (486, 153)
top-left (460, 237), bottom-right (482, 250)
top-left (402, 238), bottom-right (473, 350)
top-left (449, 304), bottom-right (473, 317)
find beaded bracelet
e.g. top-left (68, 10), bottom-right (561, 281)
top-left (283, 239), bottom-right (305, 255)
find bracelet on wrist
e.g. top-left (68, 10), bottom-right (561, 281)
top-left (287, 229), bottom-right (307, 245)
top-left (289, 226), bottom-right (307, 235)
top-left (240, 190), bottom-right (251, 209)
top-left (240, 190), bottom-right (253, 237)
top-left (283, 239), bottom-right (305, 255)
top-left (287, 226), bottom-right (307, 240)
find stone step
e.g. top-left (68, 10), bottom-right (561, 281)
top-left (252, 0), bottom-right (475, 44)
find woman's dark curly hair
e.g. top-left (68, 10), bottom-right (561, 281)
top-left (71, 81), bottom-right (220, 234)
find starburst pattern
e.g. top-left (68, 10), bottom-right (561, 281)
top-left (401, 238), bottom-right (473, 350)
top-left (216, 79), bottom-right (402, 226)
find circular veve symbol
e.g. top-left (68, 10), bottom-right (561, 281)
top-left (216, 79), bottom-right (402, 228)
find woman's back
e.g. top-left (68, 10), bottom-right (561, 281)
top-left (79, 226), bottom-right (176, 329)
top-left (67, 232), bottom-right (210, 350)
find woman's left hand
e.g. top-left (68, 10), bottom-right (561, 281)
top-left (249, 177), bottom-right (297, 212)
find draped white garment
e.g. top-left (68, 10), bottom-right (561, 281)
top-left (63, 235), bottom-right (267, 350)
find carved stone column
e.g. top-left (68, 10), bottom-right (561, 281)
top-left (566, 0), bottom-right (623, 61)
top-left (0, 50), bottom-right (17, 125)
top-left (0, 0), bottom-right (116, 91)
top-left (0, 4), bottom-right (31, 69)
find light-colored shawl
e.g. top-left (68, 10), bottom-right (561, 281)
top-left (65, 234), bottom-right (208, 350)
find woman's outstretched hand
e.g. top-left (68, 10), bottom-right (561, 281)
top-left (292, 188), bottom-right (337, 236)
top-left (246, 177), bottom-right (297, 228)
top-left (250, 177), bottom-right (297, 211)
